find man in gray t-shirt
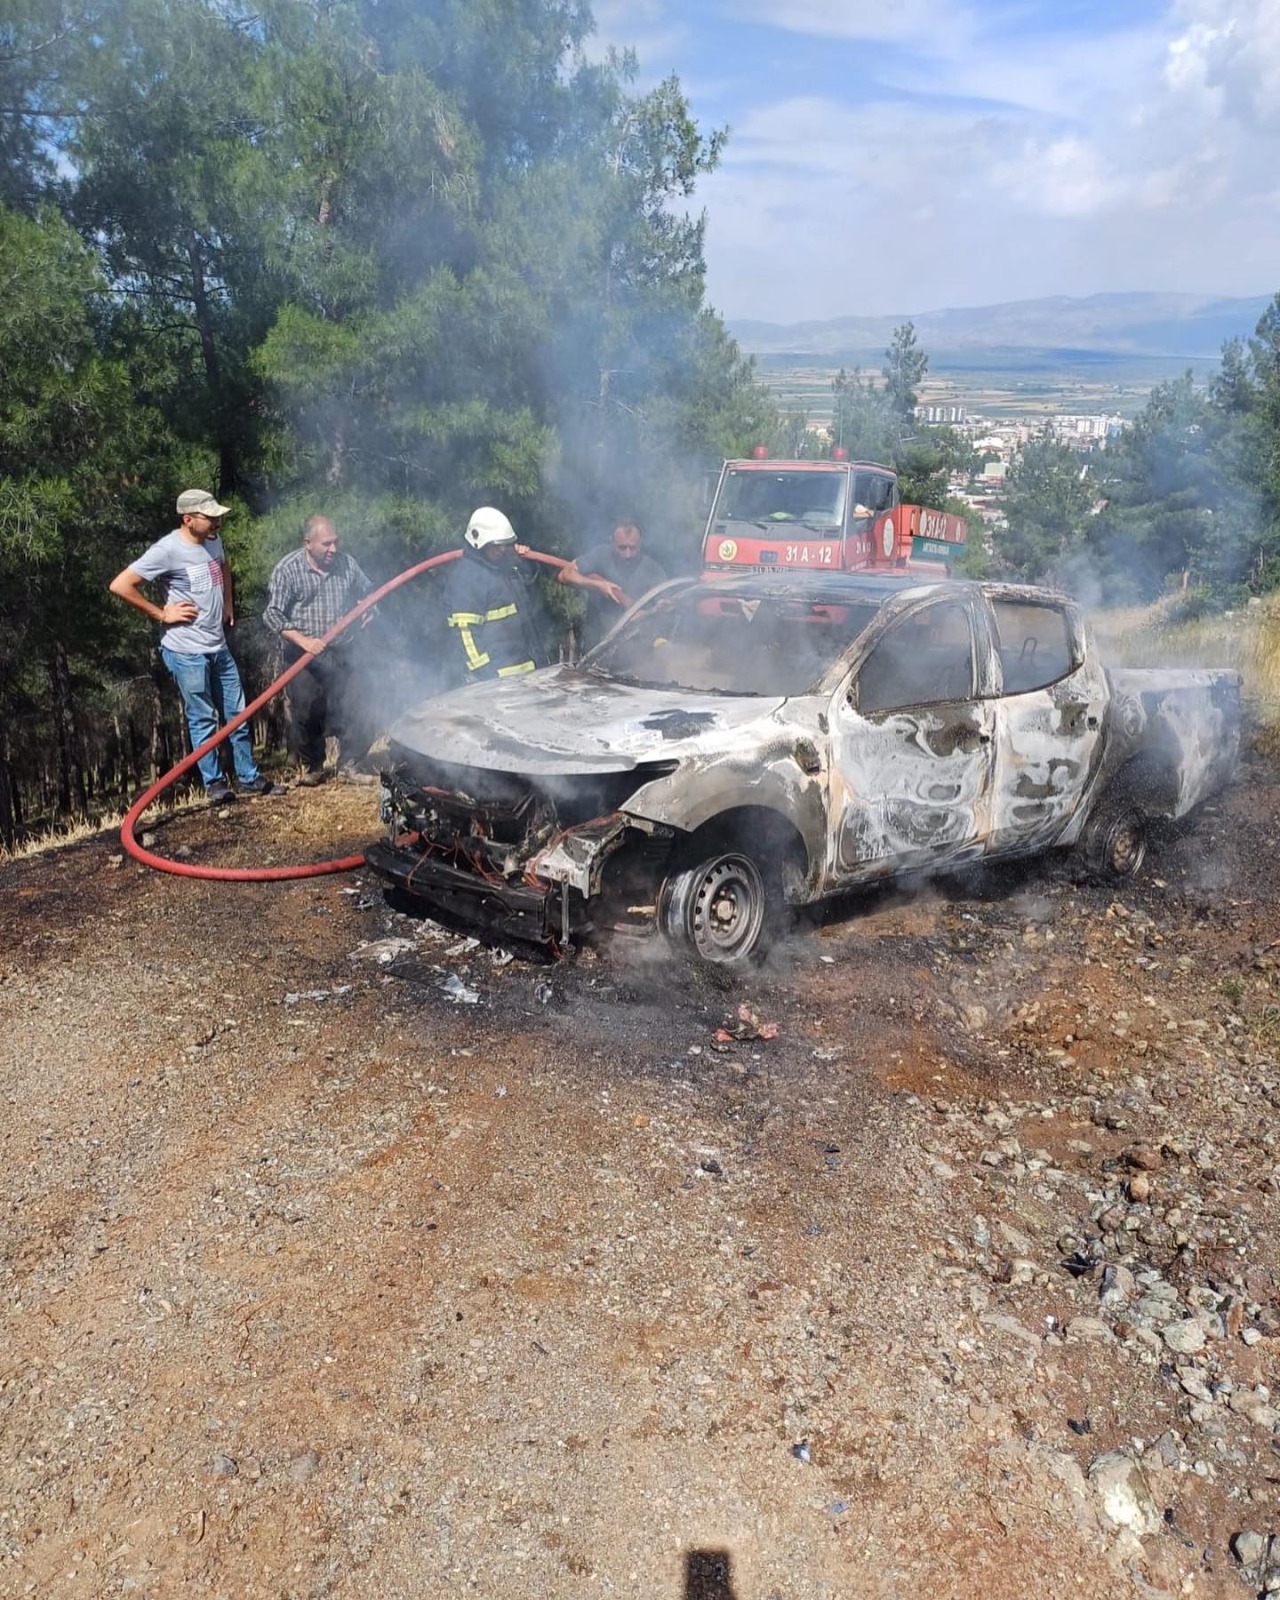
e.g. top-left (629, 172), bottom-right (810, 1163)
top-left (109, 490), bottom-right (281, 801)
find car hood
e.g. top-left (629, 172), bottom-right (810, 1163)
top-left (389, 668), bottom-right (790, 776)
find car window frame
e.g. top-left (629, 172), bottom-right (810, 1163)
top-left (979, 593), bottom-right (1084, 697)
top-left (846, 592), bottom-right (991, 716)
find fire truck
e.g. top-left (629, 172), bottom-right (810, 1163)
top-left (700, 449), bottom-right (968, 576)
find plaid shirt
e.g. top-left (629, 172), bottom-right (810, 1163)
top-left (263, 547), bottom-right (373, 640)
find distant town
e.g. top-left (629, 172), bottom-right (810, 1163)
top-left (911, 399), bottom-right (1125, 525)
top-left (759, 363), bottom-right (1138, 529)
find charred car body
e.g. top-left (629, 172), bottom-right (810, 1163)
top-left (366, 573), bottom-right (1241, 965)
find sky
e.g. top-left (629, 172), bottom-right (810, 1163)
top-left (590, 0), bottom-right (1280, 324)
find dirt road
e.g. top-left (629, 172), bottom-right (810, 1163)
top-left (3, 761), bottom-right (1280, 1599)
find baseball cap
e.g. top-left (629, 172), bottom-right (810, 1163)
top-left (176, 489), bottom-right (231, 517)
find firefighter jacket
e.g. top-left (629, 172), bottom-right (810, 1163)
top-left (441, 547), bottom-right (554, 685)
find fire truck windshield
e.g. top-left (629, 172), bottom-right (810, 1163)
top-left (713, 469), bottom-right (847, 530)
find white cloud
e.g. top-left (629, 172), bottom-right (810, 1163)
top-left (586, 0), bottom-right (689, 73)
top-left (1166, 0), bottom-right (1280, 132)
top-left (582, 0), bottom-right (1280, 315)
top-left (698, 0), bottom-right (1280, 317)
top-left (725, 0), bottom-right (977, 50)
top-left (990, 135), bottom-right (1122, 219)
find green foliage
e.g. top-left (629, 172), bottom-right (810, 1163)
top-left (994, 296), bottom-right (1280, 601)
top-left (883, 322), bottom-right (927, 420)
top-left (994, 430), bottom-right (1095, 582)
top-left (830, 369), bottom-right (897, 462)
top-left (0, 0), bottom-right (772, 840)
top-left (952, 509), bottom-right (991, 578)
top-left (897, 426), bottom-right (973, 508)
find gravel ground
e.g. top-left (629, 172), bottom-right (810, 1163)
top-left (3, 757), bottom-right (1280, 1600)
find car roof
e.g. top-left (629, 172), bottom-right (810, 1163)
top-left (687, 570), bottom-right (948, 604)
top-left (721, 459), bottom-right (893, 474)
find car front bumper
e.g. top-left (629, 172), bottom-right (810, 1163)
top-left (364, 839), bottom-right (571, 946)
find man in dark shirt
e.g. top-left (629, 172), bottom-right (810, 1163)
top-left (263, 515), bottom-right (375, 783)
top-left (557, 520), bottom-right (666, 651)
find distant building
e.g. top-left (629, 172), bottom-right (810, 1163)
top-left (914, 403), bottom-right (967, 425)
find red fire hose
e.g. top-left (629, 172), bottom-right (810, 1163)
top-left (120, 547), bottom-right (568, 881)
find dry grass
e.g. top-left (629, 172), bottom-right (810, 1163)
top-left (0, 808), bottom-right (132, 862)
top-left (1094, 595), bottom-right (1280, 733)
top-left (0, 790), bottom-right (222, 863)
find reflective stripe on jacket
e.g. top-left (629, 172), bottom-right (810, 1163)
top-left (441, 550), bottom-right (551, 684)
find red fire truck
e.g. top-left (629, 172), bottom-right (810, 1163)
top-left (700, 450), bottom-right (968, 576)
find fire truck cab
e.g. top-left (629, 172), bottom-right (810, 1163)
top-left (701, 452), bottom-right (967, 576)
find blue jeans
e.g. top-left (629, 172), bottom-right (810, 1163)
top-left (160, 645), bottom-right (261, 788)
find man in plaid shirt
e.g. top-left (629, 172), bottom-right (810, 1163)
top-left (264, 515), bottom-right (375, 784)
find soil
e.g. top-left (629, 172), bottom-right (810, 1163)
top-left (3, 757), bottom-right (1280, 1600)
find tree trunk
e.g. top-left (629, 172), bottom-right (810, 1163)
top-left (49, 639), bottom-right (88, 817)
top-left (0, 720), bottom-right (18, 850)
top-left (148, 664), bottom-right (169, 785)
top-left (187, 230), bottom-right (238, 497)
top-left (326, 410), bottom-right (347, 487)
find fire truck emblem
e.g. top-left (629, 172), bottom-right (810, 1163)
top-left (718, 538), bottom-right (738, 562)
top-left (881, 518), bottom-right (895, 558)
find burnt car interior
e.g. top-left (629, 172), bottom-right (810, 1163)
top-left (855, 600), bottom-right (976, 713)
top-left (593, 590), bottom-right (882, 696)
top-left (990, 599), bottom-right (1077, 693)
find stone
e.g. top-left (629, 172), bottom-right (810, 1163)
top-left (1228, 1389), bottom-right (1280, 1429)
top-left (995, 1220), bottom-right (1034, 1256)
top-left (1179, 1372), bottom-right (1214, 1403)
top-left (1162, 1319), bottom-right (1207, 1354)
top-left (980, 1312), bottom-right (1043, 1351)
top-left (1124, 1145), bottom-right (1163, 1171)
top-left (1242, 1327), bottom-right (1264, 1347)
top-left (1099, 1264), bottom-right (1136, 1310)
top-left (1088, 1450), bottom-right (1162, 1537)
top-left (1066, 1316), bottom-right (1114, 1343)
top-left (1128, 1173), bottom-right (1152, 1203)
top-left (1135, 1296), bottom-right (1177, 1326)
top-left (1232, 1531), bottom-right (1267, 1567)
top-left (288, 1450), bottom-right (321, 1484)
top-left (210, 1454), bottom-right (238, 1477)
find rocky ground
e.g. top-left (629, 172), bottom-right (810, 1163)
top-left (3, 756), bottom-right (1280, 1600)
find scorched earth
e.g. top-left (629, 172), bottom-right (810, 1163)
top-left (3, 754), bottom-right (1280, 1600)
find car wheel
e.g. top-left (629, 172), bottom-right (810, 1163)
top-left (659, 849), bottom-right (775, 966)
top-left (1082, 794), bottom-right (1149, 881)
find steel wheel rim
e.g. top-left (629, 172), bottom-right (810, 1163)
top-left (689, 855), bottom-right (766, 961)
top-left (1108, 813), bottom-right (1146, 877)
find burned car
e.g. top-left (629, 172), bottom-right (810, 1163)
top-left (366, 573), bottom-right (1241, 965)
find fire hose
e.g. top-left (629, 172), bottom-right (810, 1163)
top-left (120, 547), bottom-right (569, 881)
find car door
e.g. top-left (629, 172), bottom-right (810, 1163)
top-left (981, 593), bottom-right (1107, 856)
top-left (826, 593), bottom-right (997, 884)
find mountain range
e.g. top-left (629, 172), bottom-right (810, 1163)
top-left (730, 292), bottom-right (1272, 367)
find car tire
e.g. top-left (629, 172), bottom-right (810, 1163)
top-left (659, 848), bottom-right (778, 967)
top-left (1081, 792), bottom-right (1149, 882)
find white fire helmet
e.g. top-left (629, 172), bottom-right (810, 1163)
top-left (464, 506), bottom-right (517, 551)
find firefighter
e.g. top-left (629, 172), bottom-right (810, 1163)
top-left (441, 507), bottom-right (555, 686)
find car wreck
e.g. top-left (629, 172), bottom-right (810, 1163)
top-left (366, 573), bottom-right (1242, 966)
